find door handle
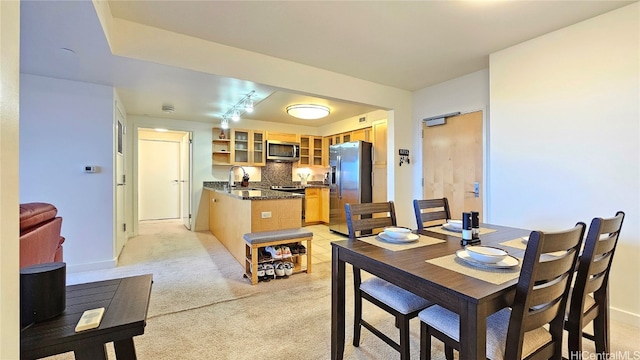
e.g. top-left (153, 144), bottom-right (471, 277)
top-left (466, 182), bottom-right (480, 198)
top-left (173, 180), bottom-right (179, 183)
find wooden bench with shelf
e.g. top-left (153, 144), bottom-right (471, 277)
top-left (243, 228), bottom-right (313, 285)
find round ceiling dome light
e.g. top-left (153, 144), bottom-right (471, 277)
top-left (286, 104), bottom-right (330, 120)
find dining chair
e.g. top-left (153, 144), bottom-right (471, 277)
top-left (412, 198), bottom-right (451, 230)
top-left (418, 223), bottom-right (586, 360)
top-left (345, 201), bottom-right (432, 360)
top-left (565, 211), bottom-right (625, 359)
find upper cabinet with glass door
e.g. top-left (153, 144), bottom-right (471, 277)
top-left (252, 130), bottom-right (265, 166)
top-left (299, 135), bottom-right (325, 167)
top-left (232, 129), bottom-right (265, 166)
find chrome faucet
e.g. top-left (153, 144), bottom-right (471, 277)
top-left (228, 166), bottom-right (246, 190)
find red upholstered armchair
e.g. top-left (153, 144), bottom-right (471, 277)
top-left (19, 203), bottom-right (65, 268)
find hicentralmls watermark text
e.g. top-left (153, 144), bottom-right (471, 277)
top-left (569, 351), bottom-right (640, 360)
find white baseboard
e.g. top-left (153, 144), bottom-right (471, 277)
top-left (65, 259), bottom-right (116, 273)
top-left (611, 306), bottom-right (640, 327)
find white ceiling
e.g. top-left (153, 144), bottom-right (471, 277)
top-left (19, 0), bottom-right (634, 127)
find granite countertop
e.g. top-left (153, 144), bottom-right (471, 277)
top-left (204, 185), bottom-right (304, 201)
top-left (304, 184), bottom-right (330, 188)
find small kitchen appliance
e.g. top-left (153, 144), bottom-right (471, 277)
top-left (266, 140), bottom-right (300, 161)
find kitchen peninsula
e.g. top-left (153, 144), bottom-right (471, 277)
top-left (204, 183), bottom-right (303, 266)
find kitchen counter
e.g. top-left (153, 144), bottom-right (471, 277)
top-left (204, 185), bottom-right (304, 201)
top-left (205, 183), bottom-right (303, 267)
top-left (304, 184), bottom-right (330, 189)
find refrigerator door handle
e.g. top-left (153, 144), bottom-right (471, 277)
top-left (337, 155), bottom-right (342, 199)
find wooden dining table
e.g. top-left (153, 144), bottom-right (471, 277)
top-left (331, 223), bottom-right (532, 360)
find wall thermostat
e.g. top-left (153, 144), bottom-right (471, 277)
top-left (83, 166), bottom-right (97, 173)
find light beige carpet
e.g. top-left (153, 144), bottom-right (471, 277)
top-left (44, 220), bottom-right (638, 360)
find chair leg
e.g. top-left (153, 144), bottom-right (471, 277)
top-left (420, 321), bottom-right (431, 360)
top-left (352, 266), bottom-right (363, 347)
top-left (567, 322), bottom-right (583, 359)
top-left (445, 345), bottom-right (454, 360)
top-left (399, 315), bottom-right (410, 360)
top-left (353, 290), bottom-right (363, 347)
top-left (592, 312), bottom-right (609, 355)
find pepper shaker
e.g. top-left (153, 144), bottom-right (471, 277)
top-left (471, 211), bottom-right (480, 239)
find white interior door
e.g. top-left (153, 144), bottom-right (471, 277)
top-left (115, 110), bottom-right (127, 256)
top-left (138, 139), bottom-right (180, 220)
top-left (180, 133), bottom-right (192, 230)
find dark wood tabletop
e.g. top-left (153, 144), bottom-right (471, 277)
top-left (21, 274), bottom-right (153, 360)
top-left (331, 223), bottom-right (531, 360)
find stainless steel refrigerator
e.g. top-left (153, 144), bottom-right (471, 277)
top-left (329, 141), bottom-right (373, 235)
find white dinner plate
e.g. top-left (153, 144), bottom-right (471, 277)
top-left (442, 223), bottom-right (462, 233)
top-left (446, 219), bottom-right (463, 229)
top-left (377, 232), bottom-right (419, 244)
top-left (455, 249), bottom-right (520, 269)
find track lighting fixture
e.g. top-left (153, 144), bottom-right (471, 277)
top-left (220, 90), bottom-right (255, 127)
top-left (244, 98), bottom-right (254, 113)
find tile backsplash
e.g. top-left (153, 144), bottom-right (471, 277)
top-left (263, 161), bottom-right (294, 185)
top-left (211, 161), bottom-right (328, 186)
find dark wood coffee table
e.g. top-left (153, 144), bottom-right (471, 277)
top-left (21, 274), bottom-right (153, 360)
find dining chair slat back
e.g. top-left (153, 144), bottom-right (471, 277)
top-left (346, 201), bottom-right (397, 237)
top-left (418, 222), bottom-right (585, 360)
top-left (345, 201), bottom-right (432, 360)
top-left (413, 198), bottom-right (450, 230)
top-left (506, 223), bottom-right (585, 359)
top-left (566, 211), bottom-right (625, 357)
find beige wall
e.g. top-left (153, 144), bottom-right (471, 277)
top-left (489, 3), bottom-right (639, 325)
top-left (0, 1), bottom-right (20, 357)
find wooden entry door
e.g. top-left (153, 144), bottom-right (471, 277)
top-left (422, 111), bottom-right (483, 220)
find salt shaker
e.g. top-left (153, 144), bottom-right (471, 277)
top-left (461, 212), bottom-right (472, 242)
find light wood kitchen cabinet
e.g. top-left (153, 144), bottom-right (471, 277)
top-left (231, 129), bottom-right (265, 166)
top-left (371, 120), bottom-right (387, 166)
top-left (299, 135), bottom-right (325, 167)
top-left (251, 131), bottom-right (265, 166)
top-left (212, 127), bottom-right (232, 165)
top-left (312, 137), bottom-right (323, 167)
top-left (351, 128), bottom-right (371, 142)
top-left (266, 132), bottom-right (298, 143)
top-left (299, 135), bottom-right (311, 166)
top-left (371, 120), bottom-right (388, 203)
top-left (325, 136), bottom-right (335, 166)
top-left (304, 187), bottom-right (321, 224)
top-left (305, 187), bottom-right (329, 224)
top-left (321, 137), bottom-right (329, 167)
top-left (209, 189), bottom-right (301, 266)
top-left (321, 187), bottom-right (329, 223)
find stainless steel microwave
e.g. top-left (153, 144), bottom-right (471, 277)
top-left (266, 140), bottom-right (300, 161)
